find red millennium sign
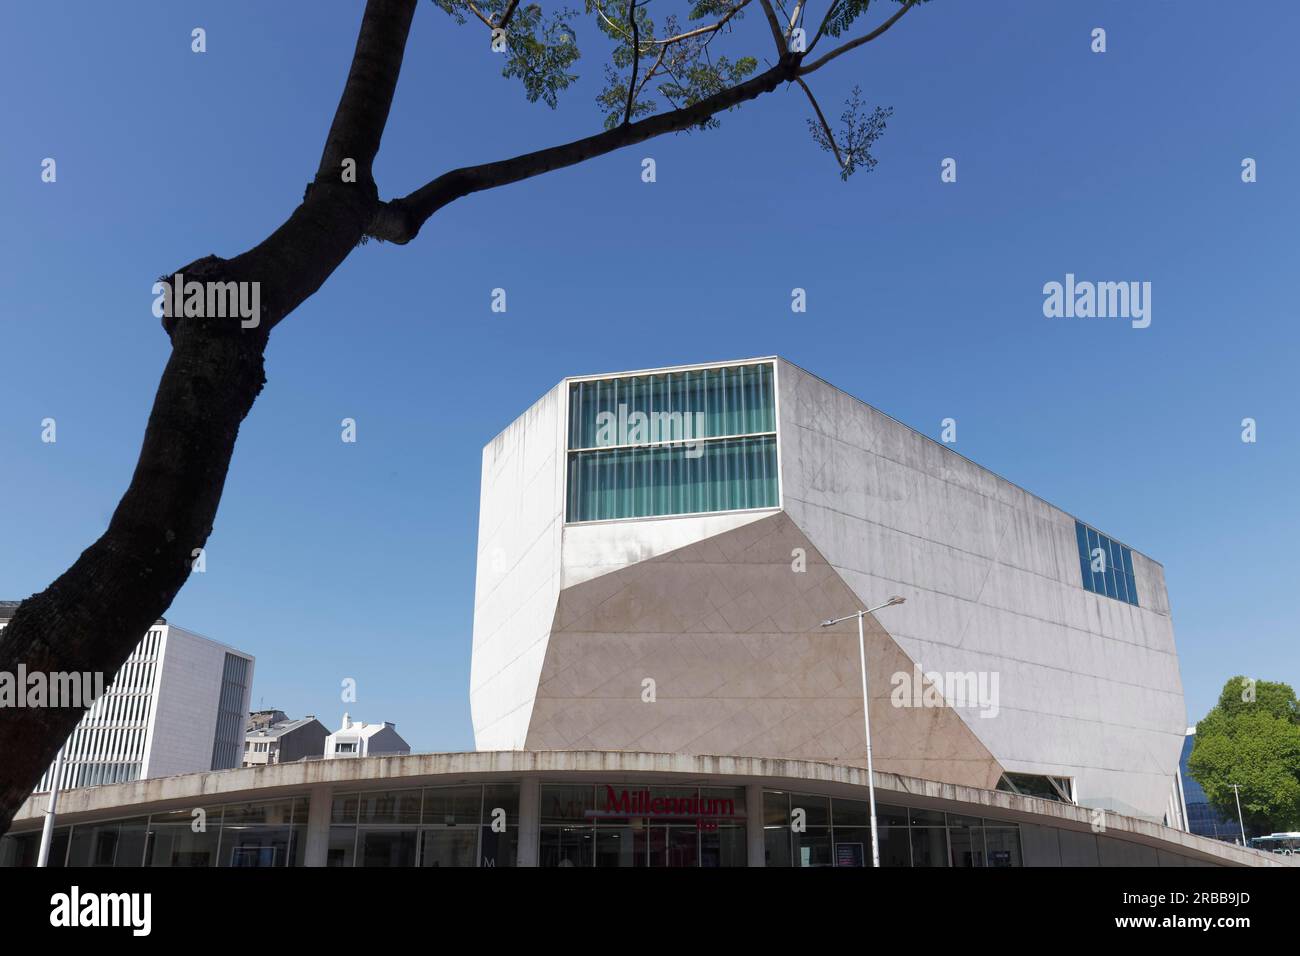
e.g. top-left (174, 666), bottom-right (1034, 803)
top-left (584, 786), bottom-right (744, 831)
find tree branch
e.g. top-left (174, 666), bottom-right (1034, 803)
top-left (369, 55), bottom-right (803, 244)
top-left (786, 0), bottom-right (804, 37)
top-left (799, 0), bottom-right (915, 75)
top-left (497, 0), bottom-right (522, 29)
top-left (757, 0), bottom-right (789, 55)
top-left (624, 0), bottom-right (640, 125)
top-left (464, 0), bottom-right (496, 29)
top-left (796, 76), bottom-right (843, 169)
top-left (595, 0), bottom-right (752, 46)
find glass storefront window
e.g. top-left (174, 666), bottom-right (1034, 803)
top-left (357, 789), bottom-right (422, 825)
top-left (764, 827), bottom-right (791, 868)
top-left (794, 830), bottom-right (832, 868)
top-left (479, 825), bottom-right (519, 867)
top-left (419, 828), bottom-right (478, 867)
top-left (482, 784), bottom-right (520, 824)
top-left (763, 791), bottom-right (789, 827)
top-left (878, 827), bottom-right (912, 867)
top-left (648, 827), bottom-right (699, 867)
top-left (147, 808), bottom-right (222, 867)
top-left (422, 786), bottom-right (481, 826)
top-left (219, 825), bottom-right (303, 867)
top-left (327, 826), bottom-right (356, 867)
top-left (789, 793), bottom-right (829, 828)
top-left (985, 828), bottom-right (1022, 867)
top-left (910, 825), bottom-right (949, 867)
top-left (948, 825), bottom-right (985, 867)
top-left (358, 828), bottom-right (417, 867)
top-left (595, 827), bottom-right (645, 868)
top-left (541, 785), bottom-right (595, 825)
top-left (331, 793), bottom-right (359, 824)
top-left (701, 827), bottom-right (747, 868)
top-left (68, 818), bottom-right (149, 867)
top-left (760, 790), bottom-right (1021, 868)
top-left (540, 826), bottom-right (594, 868)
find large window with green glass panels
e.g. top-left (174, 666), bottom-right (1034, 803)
top-left (566, 362), bottom-right (779, 522)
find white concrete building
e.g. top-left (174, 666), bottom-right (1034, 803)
top-left (470, 357), bottom-right (1187, 825)
top-left (0, 605), bottom-right (254, 791)
top-left (323, 713), bottom-right (409, 759)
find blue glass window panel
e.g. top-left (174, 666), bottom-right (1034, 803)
top-left (1076, 522), bottom-right (1142, 607)
top-left (1075, 522), bottom-right (1092, 591)
top-left (1085, 527), bottom-right (1103, 594)
top-left (1112, 550), bottom-right (1129, 603)
top-left (1102, 536), bottom-right (1119, 599)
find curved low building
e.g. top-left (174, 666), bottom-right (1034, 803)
top-left (0, 751), bottom-right (1284, 867)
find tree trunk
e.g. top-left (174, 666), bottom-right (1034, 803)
top-left (0, 0), bottom-right (418, 838)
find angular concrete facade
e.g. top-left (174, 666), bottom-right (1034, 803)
top-left (471, 358), bottom-right (1186, 823)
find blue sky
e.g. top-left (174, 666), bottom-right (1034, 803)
top-left (1, 0), bottom-right (1296, 751)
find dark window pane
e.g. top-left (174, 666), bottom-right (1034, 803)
top-left (832, 798), bottom-right (870, 828)
top-left (541, 786), bottom-right (594, 824)
top-left (789, 793), bottom-right (829, 828)
top-left (948, 825), bottom-right (985, 867)
top-left (985, 828), bottom-right (1022, 867)
top-left (220, 826), bottom-right (296, 867)
top-left (909, 808), bottom-right (945, 827)
top-left (358, 828), bottom-right (417, 867)
top-left (326, 827), bottom-right (355, 867)
top-left (478, 825), bottom-right (518, 868)
top-left (594, 827), bottom-right (644, 868)
top-left (700, 827), bottom-right (747, 867)
top-left (539, 826), bottom-right (593, 867)
top-left (419, 827), bottom-right (478, 867)
top-left (763, 791), bottom-right (789, 827)
top-left (331, 793), bottom-right (359, 824)
top-left (482, 785), bottom-right (520, 826)
top-left (420, 786), bottom-right (480, 826)
top-left (793, 830), bottom-right (833, 867)
top-left (764, 827), bottom-right (791, 867)
top-left (910, 826), bottom-right (949, 867)
top-left (358, 789), bottom-right (422, 825)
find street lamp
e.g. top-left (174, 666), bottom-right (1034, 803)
top-left (821, 595), bottom-right (906, 868)
top-left (1230, 783), bottom-right (1247, 845)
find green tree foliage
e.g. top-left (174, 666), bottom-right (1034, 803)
top-left (1188, 677), bottom-right (1300, 835)
top-left (432, 0), bottom-right (928, 173)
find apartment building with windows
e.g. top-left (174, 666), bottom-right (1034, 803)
top-left (243, 711), bottom-right (328, 767)
top-left (0, 604), bottom-right (255, 791)
top-left (324, 713), bottom-right (410, 759)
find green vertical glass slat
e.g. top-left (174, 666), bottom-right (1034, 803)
top-left (566, 436), bottom-right (778, 522)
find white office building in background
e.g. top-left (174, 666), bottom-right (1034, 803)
top-left (0, 603), bottom-right (254, 792)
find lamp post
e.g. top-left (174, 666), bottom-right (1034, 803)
top-left (821, 595), bottom-right (906, 868)
top-left (37, 747), bottom-right (65, 868)
top-left (1230, 783), bottom-right (1247, 845)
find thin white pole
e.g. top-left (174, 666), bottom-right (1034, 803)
top-left (1231, 784), bottom-right (1247, 845)
top-left (37, 748), bottom-right (65, 867)
top-left (858, 610), bottom-right (880, 868)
